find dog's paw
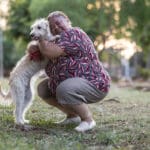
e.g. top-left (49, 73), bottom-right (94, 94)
top-left (15, 117), bottom-right (30, 125)
top-left (15, 120), bottom-right (24, 125)
top-left (50, 35), bottom-right (60, 41)
top-left (55, 35), bottom-right (60, 38)
top-left (15, 124), bottom-right (34, 131)
top-left (24, 119), bottom-right (30, 124)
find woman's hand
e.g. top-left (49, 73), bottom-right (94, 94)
top-left (27, 41), bottom-right (43, 61)
top-left (39, 39), bottom-right (66, 59)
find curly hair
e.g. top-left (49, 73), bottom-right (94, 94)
top-left (47, 11), bottom-right (72, 26)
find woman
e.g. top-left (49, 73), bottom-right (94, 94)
top-left (30, 11), bottom-right (110, 132)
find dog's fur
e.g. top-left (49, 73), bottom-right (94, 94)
top-left (0, 18), bottom-right (58, 125)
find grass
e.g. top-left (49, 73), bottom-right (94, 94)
top-left (0, 78), bottom-right (150, 150)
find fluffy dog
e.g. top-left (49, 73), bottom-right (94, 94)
top-left (0, 18), bottom-right (59, 125)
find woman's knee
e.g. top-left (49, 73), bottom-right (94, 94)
top-left (56, 79), bottom-right (85, 105)
top-left (56, 78), bottom-right (79, 102)
top-left (37, 78), bottom-right (50, 99)
top-left (56, 82), bottom-right (68, 99)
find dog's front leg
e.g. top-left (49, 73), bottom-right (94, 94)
top-left (49, 35), bottom-right (60, 41)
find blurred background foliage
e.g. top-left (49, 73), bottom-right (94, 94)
top-left (0, 0), bottom-right (150, 79)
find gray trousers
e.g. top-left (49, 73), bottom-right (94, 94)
top-left (37, 77), bottom-right (107, 105)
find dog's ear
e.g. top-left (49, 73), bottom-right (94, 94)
top-left (40, 19), bottom-right (49, 29)
top-left (44, 20), bottom-right (49, 27)
top-left (44, 20), bottom-right (51, 33)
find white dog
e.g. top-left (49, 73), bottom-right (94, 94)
top-left (0, 18), bottom-right (59, 125)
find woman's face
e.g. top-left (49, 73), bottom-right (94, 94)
top-left (49, 16), bottom-right (70, 35)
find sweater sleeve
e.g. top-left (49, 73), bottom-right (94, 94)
top-left (57, 28), bottom-right (85, 56)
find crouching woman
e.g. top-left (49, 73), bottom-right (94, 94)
top-left (30, 11), bottom-right (111, 132)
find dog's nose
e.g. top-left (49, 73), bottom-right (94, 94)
top-left (30, 33), bottom-right (34, 38)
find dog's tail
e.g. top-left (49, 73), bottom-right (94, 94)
top-left (0, 83), bottom-right (12, 106)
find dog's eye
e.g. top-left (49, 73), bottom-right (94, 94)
top-left (37, 26), bottom-right (41, 30)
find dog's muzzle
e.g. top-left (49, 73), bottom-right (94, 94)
top-left (30, 33), bottom-right (39, 41)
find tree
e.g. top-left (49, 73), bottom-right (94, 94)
top-left (3, 0), bottom-right (150, 73)
top-left (7, 0), bottom-right (32, 42)
top-left (119, 0), bottom-right (150, 67)
top-left (29, 0), bottom-right (88, 28)
top-left (3, 0), bottom-right (32, 70)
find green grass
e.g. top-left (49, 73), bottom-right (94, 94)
top-left (0, 79), bottom-right (150, 150)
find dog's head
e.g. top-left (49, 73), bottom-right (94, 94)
top-left (30, 18), bottom-right (51, 41)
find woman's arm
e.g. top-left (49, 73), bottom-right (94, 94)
top-left (27, 41), bottom-right (44, 61)
top-left (39, 40), bottom-right (66, 59)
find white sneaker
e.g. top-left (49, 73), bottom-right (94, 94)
top-left (58, 116), bottom-right (81, 125)
top-left (75, 120), bottom-right (96, 132)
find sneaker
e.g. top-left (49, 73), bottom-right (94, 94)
top-left (75, 120), bottom-right (96, 132)
top-left (58, 116), bottom-right (81, 125)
